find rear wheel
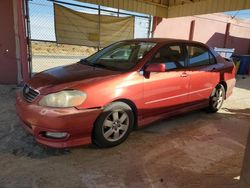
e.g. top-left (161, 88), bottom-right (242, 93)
top-left (93, 102), bottom-right (134, 148)
top-left (208, 84), bottom-right (225, 113)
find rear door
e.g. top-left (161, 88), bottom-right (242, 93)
top-left (143, 44), bottom-right (189, 116)
top-left (185, 44), bottom-right (219, 103)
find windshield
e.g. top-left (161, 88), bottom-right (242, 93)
top-left (81, 41), bottom-right (156, 71)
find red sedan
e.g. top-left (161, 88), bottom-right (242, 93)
top-left (16, 39), bottom-right (236, 148)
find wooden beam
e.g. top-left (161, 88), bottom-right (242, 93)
top-left (77, 0), bottom-right (250, 18)
top-left (168, 0), bottom-right (250, 18)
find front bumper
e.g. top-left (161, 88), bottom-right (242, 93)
top-left (16, 92), bottom-right (102, 148)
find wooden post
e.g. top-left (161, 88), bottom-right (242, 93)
top-left (189, 20), bottom-right (195, 41)
top-left (224, 23), bottom-right (231, 48)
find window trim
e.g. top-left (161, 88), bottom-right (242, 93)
top-left (208, 51), bottom-right (217, 65)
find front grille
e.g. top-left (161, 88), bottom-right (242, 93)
top-left (23, 84), bottom-right (40, 102)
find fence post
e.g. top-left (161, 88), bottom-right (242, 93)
top-left (98, 5), bottom-right (101, 51)
top-left (148, 16), bottom-right (152, 38)
top-left (24, 0), bottom-right (32, 79)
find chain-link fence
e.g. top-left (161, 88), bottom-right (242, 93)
top-left (28, 0), bottom-right (152, 73)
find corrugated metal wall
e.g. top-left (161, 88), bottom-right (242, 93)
top-left (168, 0), bottom-right (250, 18)
top-left (77, 0), bottom-right (250, 18)
top-left (77, 0), bottom-right (168, 17)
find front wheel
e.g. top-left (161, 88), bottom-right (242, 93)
top-left (208, 84), bottom-right (225, 113)
top-left (93, 102), bottom-right (134, 148)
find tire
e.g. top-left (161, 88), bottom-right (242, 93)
top-left (208, 84), bottom-right (225, 113)
top-left (93, 102), bottom-right (134, 148)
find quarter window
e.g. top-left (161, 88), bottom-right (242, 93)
top-left (187, 46), bottom-right (210, 67)
top-left (152, 45), bottom-right (185, 71)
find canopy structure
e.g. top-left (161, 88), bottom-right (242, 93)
top-left (77, 0), bottom-right (250, 18)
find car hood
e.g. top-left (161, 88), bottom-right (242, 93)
top-left (28, 63), bottom-right (120, 93)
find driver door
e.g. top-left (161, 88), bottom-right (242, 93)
top-left (143, 44), bottom-right (190, 116)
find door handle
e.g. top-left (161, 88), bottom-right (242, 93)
top-left (180, 72), bottom-right (188, 77)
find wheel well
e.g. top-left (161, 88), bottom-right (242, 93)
top-left (219, 81), bottom-right (227, 92)
top-left (91, 99), bottom-right (138, 144)
top-left (113, 99), bottom-right (138, 130)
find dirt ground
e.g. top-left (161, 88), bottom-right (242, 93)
top-left (0, 77), bottom-right (250, 188)
top-left (32, 41), bottom-right (97, 56)
top-left (31, 41), bottom-right (97, 73)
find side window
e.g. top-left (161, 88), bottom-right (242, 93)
top-left (187, 46), bottom-right (210, 67)
top-left (152, 45), bottom-right (185, 71)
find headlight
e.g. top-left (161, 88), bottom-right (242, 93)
top-left (39, 90), bottom-right (87, 108)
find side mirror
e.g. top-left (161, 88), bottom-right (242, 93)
top-left (145, 63), bottom-right (166, 72)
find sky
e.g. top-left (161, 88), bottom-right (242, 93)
top-left (29, 0), bottom-right (250, 42)
top-left (225, 9), bottom-right (250, 19)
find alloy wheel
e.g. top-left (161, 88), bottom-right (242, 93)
top-left (102, 110), bottom-right (129, 142)
top-left (211, 87), bottom-right (224, 109)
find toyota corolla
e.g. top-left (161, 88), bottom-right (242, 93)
top-left (16, 38), bottom-right (236, 148)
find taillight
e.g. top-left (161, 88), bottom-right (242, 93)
top-left (233, 63), bottom-right (237, 76)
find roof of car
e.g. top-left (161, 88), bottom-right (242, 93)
top-left (125, 38), bottom-right (207, 46)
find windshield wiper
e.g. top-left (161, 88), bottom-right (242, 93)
top-left (92, 63), bottom-right (109, 69)
top-left (79, 59), bottom-right (110, 70)
top-left (79, 59), bottom-right (93, 66)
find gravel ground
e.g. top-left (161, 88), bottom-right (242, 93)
top-left (0, 77), bottom-right (249, 188)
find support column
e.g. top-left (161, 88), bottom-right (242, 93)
top-left (13, 0), bottom-right (29, 84)
top-left (223, 23), bottom-right (231, 48)
top-left (152, 16), bottom-right (162, 38)
top-left (189, 20), bottom-right (195, 41)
